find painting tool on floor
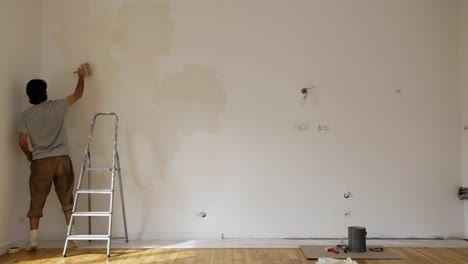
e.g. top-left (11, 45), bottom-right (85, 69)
top-left (300, 226), bottom-right (401, 260)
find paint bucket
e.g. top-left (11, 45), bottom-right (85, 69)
top-left (348, 226), bottom-right (367, 252)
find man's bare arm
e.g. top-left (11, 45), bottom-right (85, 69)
top-left (67, 64), bottom-right (87, 106)
top-left (18, 132), bottom-right (32, 162)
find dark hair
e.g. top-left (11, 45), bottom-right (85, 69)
top-left (26, 79), bottom-right (48, 104)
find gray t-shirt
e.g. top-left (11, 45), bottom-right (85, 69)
top-left (17, 99), bottom-right (70, 160)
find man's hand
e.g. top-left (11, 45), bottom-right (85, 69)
top-left (26, 152), bottom-right (32, 162)
top-left (19, 132), bottom-right (32, 162)
top-left (76, 64), bottom-right (87, 79)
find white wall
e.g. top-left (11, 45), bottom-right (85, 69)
top-left (33, 0), bottom-right (465, 239)
top-left (0, 0), bottom-right (42, 253)
top-left (460, 0), bottom-right (468, 239)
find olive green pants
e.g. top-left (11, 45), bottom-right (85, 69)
top-left (27, 155), bottom-right (74, 218)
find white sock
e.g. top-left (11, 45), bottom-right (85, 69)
top-left (30, 229), bottom-right (38, 247)
top-left (26, 230), bottom-right (39, 252)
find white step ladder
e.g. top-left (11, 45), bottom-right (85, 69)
top-left (63, 112), bottom-right (129, 257)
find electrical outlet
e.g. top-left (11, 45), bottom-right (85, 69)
top-left (17, 216), bottom-right (25, 224)
top-left (318, 125), bottom-right (330, 131)
top-left (295, 123), bottom-right (309, 131)
top-left (195, 211), bottom-right (207, 218)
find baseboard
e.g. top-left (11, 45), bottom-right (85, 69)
top-left (126, 232), bottom-right (223, 240)
top-left (37, 231), bottom-right (462, 241)
top-left (38, 231), bottom-right (222, 241)
top-left (0, 235), bottom-right (29, 255)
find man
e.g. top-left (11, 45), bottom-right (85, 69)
top-left (17, 64), bottom-right (87, 251)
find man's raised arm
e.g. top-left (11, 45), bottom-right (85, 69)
top-left (67, 64), bottom-right (87, 106)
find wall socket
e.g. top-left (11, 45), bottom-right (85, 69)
top-left (18, 216), bottom-right (25, 224)
top-left (295, 123), bottom-right (309, 131)
top-left (195, 211), bottom-right (207, 218)
top-left (317, 125), bottom-right (329, 131)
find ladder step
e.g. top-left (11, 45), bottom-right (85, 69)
top-left (73, 212), bottom-right (112, 217)
top-left (67, 235), bottom-right (110, 240)
top-left (77, 189), bottom-right (113, 194)
top-left (86, 167), bottom-right (116, 171)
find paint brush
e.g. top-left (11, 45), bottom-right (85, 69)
top-left (73, 63), bottom-right (92, 76)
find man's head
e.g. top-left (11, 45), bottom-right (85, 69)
top-left (26, 79), bottom-right (48, 105)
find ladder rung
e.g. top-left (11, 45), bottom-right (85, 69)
top-left (77, 189), bottom-right (113, 194)
top-left (73, 212), bottom-right (111, 217)
top-left (86, 167), bottom-right (115, 171)
top-left (67, 235), bottom-right (110, 240)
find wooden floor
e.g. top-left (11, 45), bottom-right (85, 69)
top-left (0, 248), bottom-right (466, 264)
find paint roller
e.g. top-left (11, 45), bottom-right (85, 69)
top-left (73, 63), bottom-right (92, 76)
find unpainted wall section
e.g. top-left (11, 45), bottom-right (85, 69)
top-left (36, 0), bottom-right (463, 239)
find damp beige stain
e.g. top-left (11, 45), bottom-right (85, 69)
top-left (109, 0), bottom-right (174, 190)
top-left (157, 64), bottom-right (226, 136)
top-left (50, 0), bottom-right (226, 192)
top-left (47, 0), bottom-right (226, 236)
top-left (125, 64), bottom-right (227, 186)
top-left (113, 0), bottom-right (172, 64)
top-left (50, 0), bottom-right (118, 159)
